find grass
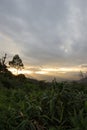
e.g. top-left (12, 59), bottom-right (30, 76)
top-left (0, 73), bottom-right (87, 130)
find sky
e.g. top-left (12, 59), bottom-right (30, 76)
top-left (0, 0), bottom-right (87, 81)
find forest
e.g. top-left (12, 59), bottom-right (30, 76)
top-left (0, 54), bottom-right (87, 130)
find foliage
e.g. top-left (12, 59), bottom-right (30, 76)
top-left (9, 54), bottom-right (24, 74)
top-left (0, 53), bottom-right (7, 73)
top-left (0, 74), bottom-right (87, 130)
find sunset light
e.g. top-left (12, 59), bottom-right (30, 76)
top-left (8, 68), bottom-right (33, 75)
top-left (1, 0), bottom-right (87, 129)
top-left (8, 66), bottom-right (83, 79)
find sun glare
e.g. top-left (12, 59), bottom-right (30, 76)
top-left (8, 66), bottom-right (81, 77)
top-left (8, 68), bottom-right (33, 75)
top-left (41, 67), bottom-right (80, 73)
top-left (35, 71), bottom-right (48, 75)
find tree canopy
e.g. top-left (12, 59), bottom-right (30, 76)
top-left (9, 54), bottom-right (24, 74)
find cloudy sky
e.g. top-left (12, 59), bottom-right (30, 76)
top-left (0, 0), bottom-right (87, 81)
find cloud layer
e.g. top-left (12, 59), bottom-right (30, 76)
top-left (0, 0), bottom-right (87, 80)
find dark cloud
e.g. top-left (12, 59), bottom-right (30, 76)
top-left (0, 0), bottom-right (87, 68)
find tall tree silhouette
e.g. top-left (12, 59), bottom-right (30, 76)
top-left (0, 53), bottom-right (7, 73)
top-left (9, 54), bottom-right (24, 74)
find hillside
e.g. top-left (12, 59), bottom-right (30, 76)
top-left (0, 71), bottom-right (87, 130)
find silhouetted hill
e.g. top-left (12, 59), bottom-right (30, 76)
top-left (79, 77), bottom-right (87, 83)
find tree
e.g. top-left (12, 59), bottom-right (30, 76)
top-left (0, 53), bottom-right (7, 73)
top-left (9, 54), bottom-right (24, 74)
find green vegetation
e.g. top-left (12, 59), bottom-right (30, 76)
top-left (0, 54), bottom-right (87, 130)
top-left (0, 71), bottom-right (87, 130)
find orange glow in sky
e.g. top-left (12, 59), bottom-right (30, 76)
top-left (8, 66), bottom-right (82, 75)
top-left (7, 65), bottom-right (87, 81)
